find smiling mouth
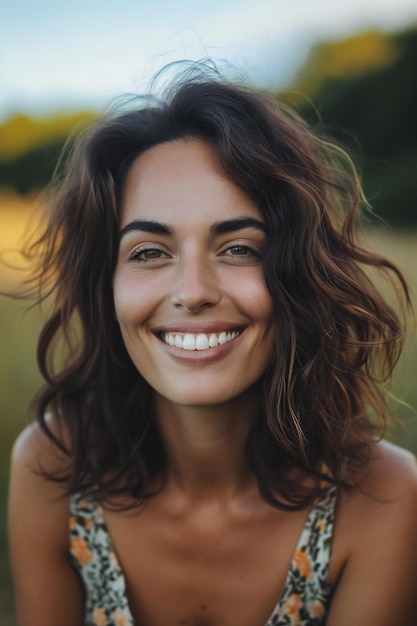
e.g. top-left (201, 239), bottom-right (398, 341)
top-left (160, 330), bottom-right (242, 351)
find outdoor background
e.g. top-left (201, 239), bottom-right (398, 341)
top-left (1, 1), bottom-right (417, 622)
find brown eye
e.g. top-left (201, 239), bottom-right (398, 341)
top-left (223, 245), bottom-right (260, 258)
top-left (142, 249), bottom-right (162, 259)
top-left (129, 247), bottom-right (168, 263)
top-left (229, 246), bottom-right (251, 255)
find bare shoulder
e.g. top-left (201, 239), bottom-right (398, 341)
top-left (12, 414), bottom-right (69, 472)
top-left (9, 420), bottom-right (84, 625)
top-left (361, 438), bottom-right (417, 500)
top-left (9, 417), bottom-right (72, 542)
top-left (332, 439), bottom-right (417, 568)
top-left (9, 417), bottom-right (71, 545)
top-left (336, 439), bottom-right (417, 529)
top-left (328, 440), bottom-right (417, 625)
top-left (371, 437), bottom-right (417, 472)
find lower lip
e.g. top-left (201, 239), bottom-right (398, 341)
top-left (156, 332), bottom-right (244, 364)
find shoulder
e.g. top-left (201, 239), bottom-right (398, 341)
top-left (12, 414), bottom-right (71, 477)
top-left (9, 417), bottom-right (74, 562)
top-left (9, 418), bottom-right (72, 537)
top-left (337, 439), bottom-right (417, 532)
top-left (9, 423), bottom-right (85, 624)
top-left (368, 437), bottom-right (417, 481)
top-left (327, 441), bottom-right (417, 625)
top-left (331, 438), bottom-right (417, 579)
top-left (377, 440), bottom-right (416, 471)
top-left (360, 439), bottom-right (417, 501)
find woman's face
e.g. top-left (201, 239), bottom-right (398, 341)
top-left (113, 139), bottom-right (275, 408)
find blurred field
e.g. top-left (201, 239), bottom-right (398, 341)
top-left (0, 196), bottom-right (416, 624)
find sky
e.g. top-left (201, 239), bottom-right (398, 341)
top-left (2, 0), bottom-right (417, 120)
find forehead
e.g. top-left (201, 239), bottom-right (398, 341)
top-left (120, 139), bottom-right (263, 228)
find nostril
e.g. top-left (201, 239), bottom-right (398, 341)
top-left (170, 285), bottom-right (221, 312)
top-left (169, 261), bottom-right (221, 312)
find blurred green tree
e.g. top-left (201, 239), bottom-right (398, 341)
top-left (0, 112), bottom-right (96, 194)
top-left (0, 139), bottom-right (66, 194)
top-left (284, 28), bottom-right (417, 226)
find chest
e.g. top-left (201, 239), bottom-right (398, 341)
top-left (104, 504), bottom-right (312, 626)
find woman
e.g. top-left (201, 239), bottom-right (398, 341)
top-left (8, 75), bottom-right (417, 626)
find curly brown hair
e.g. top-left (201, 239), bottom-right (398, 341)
top-left (22, 73), bottom-right (410, 508)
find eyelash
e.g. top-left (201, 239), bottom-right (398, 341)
top-left (127, 243), bottom-right (262, 264)
top-left (128, 246), bottom-right (168, 264)
top-left (222, 244), bottom-right (261, 260)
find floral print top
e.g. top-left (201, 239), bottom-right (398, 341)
top-left (69, 484), bottom-right (337, 626)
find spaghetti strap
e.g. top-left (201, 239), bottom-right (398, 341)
top-left (266, 484), bottom-right (337, 625)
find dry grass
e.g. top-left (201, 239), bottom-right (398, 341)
top-left (0, 192), bottom-right (39, 289)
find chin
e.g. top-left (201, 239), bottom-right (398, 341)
top-left (155, 378), bottom-right (262, 410)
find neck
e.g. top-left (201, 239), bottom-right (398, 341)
top-left (154, 389), bottom-right (260, 501)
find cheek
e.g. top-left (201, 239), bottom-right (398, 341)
top-left (240, 277), bottom-right (275, 325)
top-left (113, 272), bottom-right (150, 326)
top-left (113, 287), bottom-right (131, 327)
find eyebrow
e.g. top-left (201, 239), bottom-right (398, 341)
top-left (119, 216), bottom-right (267, 241)
top-left (119, 220), bottom-right (173, 241)
top-left (210, 217), bottom-right (267, 234)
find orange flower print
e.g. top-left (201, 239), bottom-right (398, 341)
top-left (293, 548), bottom-right (313, 579)
top-left (70, 537), bottom-right (92, 565)
top-left (69, 516), bottom-right (77, 530)
top-left (317, 518), bottom-right (325, 533)
top-left (92, 608), bottom-right (108, 626)
top-left (309, 601), bottom-right (325, 617)
top-left (281, 594), bottom-right (301, 625)
top-left (85, 517), bottom-right (93, 529)
top-left (112, 608), bottom-right (130, 626)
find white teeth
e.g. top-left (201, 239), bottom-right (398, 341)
top-left (218, 332), bottom-right (227, 345)
top-left (208, 333), bottom-right (218, 347)
top-left (182, 334), bottom-right (196, 350)
top-left (196, 334), bottom-right (210, 350)
top-left (162, 330), bottom-right (240, 351)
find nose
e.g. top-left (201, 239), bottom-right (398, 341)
top-left (170, 254), bottom-right (221, 313)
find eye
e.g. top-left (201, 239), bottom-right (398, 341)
top-left (128, 246), bottom-right (169, 263)
top-left (222, 244), bottom-right (261, 261)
